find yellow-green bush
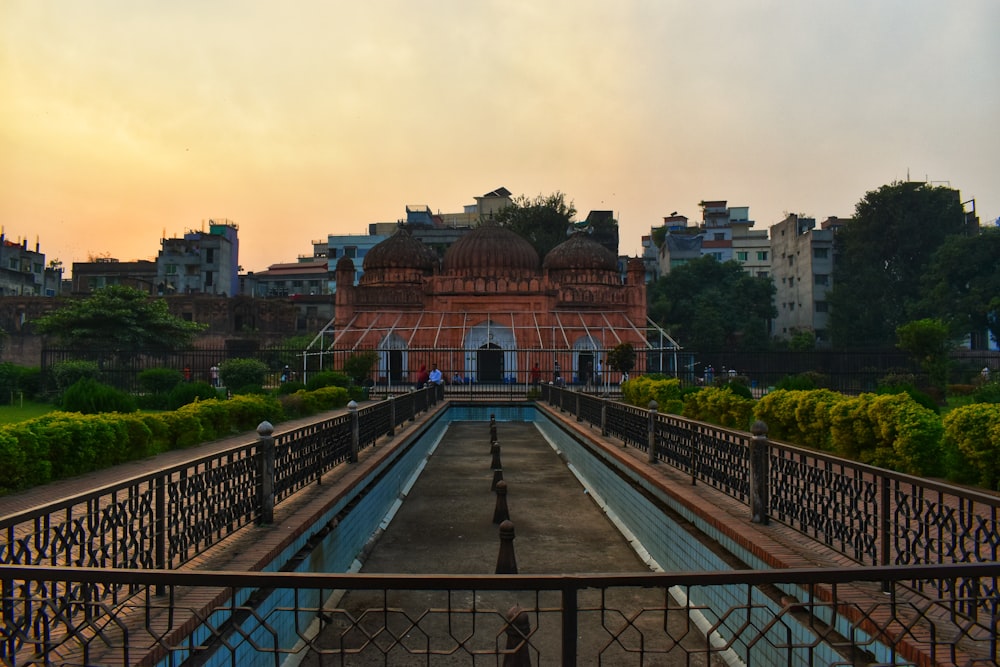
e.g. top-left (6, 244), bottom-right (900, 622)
top-left (622, 376), bottom-right (684, 414)
top-left (0, 427), bottom-right (50, 494)
top-left (753, 389), bottom-right (847, 451)
top-left (942, 403), bottom-right (1000, 490)
top-left (830, 393), bottom-right (943, 476)
top-left (682, 386), bottom-right (755, 430)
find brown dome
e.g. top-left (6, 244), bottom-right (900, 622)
top-left (543, 232), bottom-right (618, 272)
top-left (335, 255), bottom-right (355, 272)
top-left (363, 227), bottom-right (437, 272)
top-left (443, 222), bottom-right (539, 277)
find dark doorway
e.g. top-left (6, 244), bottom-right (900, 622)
top-left (388, 350), bottom-right (403, 384)
top-left (477, 344), bottom-right (503, 382)
top-left (578, 351), bottom-right (594, 385)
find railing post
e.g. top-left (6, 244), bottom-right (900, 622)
top-left (387, 395), bottom-right (396, 439)
top-left (749, 420), bottom-right (770, 525)
top-left (562, 583), bottom-right (578, 666)
top-left (154, 474), bottom-right (166, 593)
top-left (647, 400), bottom-right (658, 464)
top-left (258, 421), bottom-right (275, 525)
top-left (348, 400), bottom-right (359, 463)
top-left (600, 398), bottom-right (608, 436)
top-left (575, 390), bottom-right (582, 422)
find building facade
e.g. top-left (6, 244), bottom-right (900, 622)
top-left (156, 220), bottom-right (240, 296)
top-left (329, 223), bottom-right (650, 384)
top-left (0, 235), bottom-right (61, 297)
top-left (770, 214), bottom-right (837, 346)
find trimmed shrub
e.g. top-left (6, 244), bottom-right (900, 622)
top-left (167, 381), bottom-right (217, 410)
top-left (775, 372), bottom-right (826, 391)
top-left (972, 380), bottom-right (1000, 405)
top-left (0, 426), bottom-right (50, 494)
top-left (219, 358), bottom-right (268, 391)
top-left (829, 393), bottom-right (943, 476)
top-left (138, 367), bottom-right (184, 395)
top-left (682, 386), bottom-right (755, 430)
top-left (61, 378), bottom-right (138, 414)
top-left (305, 371), bottom-right (351, 392)
top-left (942, 403), bottom-right (1000, 489)
top-left (276, 380), bottom-right (306, 396)
top-left (753, 389), bottom-right (846, 452)
top-left (622, 376), bottom-right (684, 414)
top-left (49, 360), bottom-right (101, 393)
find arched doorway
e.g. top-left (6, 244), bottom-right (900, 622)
top-left (378, 333), bottom-right (407, 384)
top-left (477, 343), bottom-right (504, 383)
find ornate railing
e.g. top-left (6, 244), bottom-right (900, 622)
top-left (0, 386), bottom-right (443, 573)
top-left (2, 563), bottom-right (997, 666)
top-left (543, 386), bottom-right (1000, 603)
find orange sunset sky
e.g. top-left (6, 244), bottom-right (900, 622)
top-left (2, 1), bottom-right (998, 275)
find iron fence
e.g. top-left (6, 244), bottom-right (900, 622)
top-left (543, 385), bottom-right (1000, 599)
top-left (1, 563), bottom-right (997, 666)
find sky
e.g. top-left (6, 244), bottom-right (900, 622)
top-left (2, 1), bottom-right (998, 275)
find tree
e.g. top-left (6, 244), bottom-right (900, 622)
top-left (648, 256), bottom-right (776, 351)
top-left (606, 343), bottom-right (635, 378)
top-left (917, 226), bottom-right (1000, 348)
top-left (492, 192), bottom-right (578, 259)
top-left (895, 318), bottom-right (954, 398)
top-left (32, 286), bottom-right (206, 359)
top-left (828, 182), bottom-right (970, 348)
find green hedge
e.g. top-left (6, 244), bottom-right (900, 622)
top-left (0, 389), bottom-right (336, 496)
top-left (621, 376), bottom-right (684, 414)
top-left (942, 403), bottom-right (1000, 490)
top-left (682, 386), bottom-right (756, 430)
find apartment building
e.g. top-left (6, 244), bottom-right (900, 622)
top-left (156, 220), bottom-right (240, 296)
top-left (0, 235), bottom-right (61, 296)
top-left (770, 214), bottom-right (837, 346)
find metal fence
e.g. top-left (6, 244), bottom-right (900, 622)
top-left (3, 386), bottom-right (1000, 664)
top-left (42, 345), bottom-right (999, 396)
top-left (2, 563), bottom-right (997, 666)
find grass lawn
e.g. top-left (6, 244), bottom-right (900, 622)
top-left (0, 400), bottom-right (55, 424)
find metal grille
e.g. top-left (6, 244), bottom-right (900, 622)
top-left (2, 564), bottom-right (997, 666)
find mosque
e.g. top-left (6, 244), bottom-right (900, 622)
top-left (328, 221), bottom-right (660, 385)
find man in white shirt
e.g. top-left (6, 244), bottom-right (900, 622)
top-left (429, 363), bottom-right (444, 385)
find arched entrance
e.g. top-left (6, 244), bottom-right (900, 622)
top-left (378, 333), bottom-right (407, 384)
top-left (477, 343), bottom-right (504, 383)
top-left (573, 335), bottom-right (599, 386)
top-left (463, 320), bottom-right (516, 383)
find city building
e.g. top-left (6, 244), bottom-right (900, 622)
top-left (71, 259), bottom-right (158, 295)
top-left (156, 220), bottom-right (240, 296)
top-left (325, 222), bottom-right (657, 384)
top-left (0, 234), bottom-right (61, 297)
top-left (770, 214), bottom-right (838, 346)
top-left (247, 259), bottom-right (331, 298)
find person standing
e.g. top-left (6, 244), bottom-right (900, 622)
top-left (416, 364), bottom-right (430, 387)
top-left (530, 363), bottom-right (541, 387)
top-left (428, 363), bottom-right (443, 385)
top-left (553, 359), bottom-right (562, 386)
top-left (210, 363), bottom-right (220, 387)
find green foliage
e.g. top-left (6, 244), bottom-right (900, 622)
top-left (138, 367), bottom-right (184, 394)
top-left (492, 191), bottom-right (579, 259)
top-left (279, 386), bottom-right (350, 418)
top-left (606, 343), bottom-right (636, 375)
top-left (276, 380), bottom-right (307, 396)
top-left (972, 380), bottom-right (1000, 404)
top-left (753, 389), bottom-right (846, 451)
top-left (49, 359), bottom-right (101, 392)
top-left (682, 386), bottom-right (755, 430)
top-left (895, 318), bottom-right (953, 397)
top-left (648, 255), bottom-right (776, 351)
top-left (167, 381), bottom-right (218, 410)
top-left (32, 286), bottom-right (207, 359)
top-left (828, 182), bottom-right (969, 348)
top-left (0, 425), bottom-right (50, 494)
top-left (621, 376), bottom-right (684, 414)
top-left (219, 358), bottom-right (268, 391)
top-left (787, 330), bottom-right (817, 351)
top-left (1, 366), bottom-right (34, 400)
top-left (829, 393), bottom-right (943, 476)
top-left (60, 378), bottom-right (138, 414)
top-left (918, 226), bottom-right (1000, 346)
top-left (941, 403), bottom-right (1000, 489)
top-left (342, 351), bottom-right (380, 384)
top-left (305, 371), bottom-right (351, 392)
top-left (875, 382), bottom-right (939, 414)
top-left (775, 372), bottom-right (825, 391)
